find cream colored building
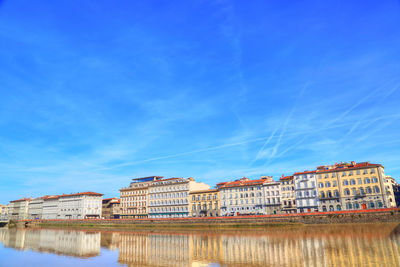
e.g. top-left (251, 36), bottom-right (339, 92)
top-left (9, 198), bottom-right (32, 220)
top-left (189, 189), bottom-right (219, 217)
top-left (279, 175), bottom-right (296, 213)
top-left (120, 176), bottom-right (163, 218)
top-left (58, 192), bottom-right (103, 219)
top-left (148, 177), bottom-right (210, 218)
top-left (262, 176), bottom-right (282, 215)
top-left (102, 198), bottom-right (121, 219)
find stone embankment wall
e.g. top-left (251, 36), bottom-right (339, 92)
top-left (20, 208), bottom-right (400, 228)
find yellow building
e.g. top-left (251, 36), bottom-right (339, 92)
top-left (316, 161), bottom-right (395, 211)
top-left (189, 189), bottom-right (220, 217)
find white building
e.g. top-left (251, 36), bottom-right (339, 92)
top-left (9, 198), bottom-right (32, 220)
top-left (219, 177), bottom-right (266, 216)
top-left (58, 192), bottom-right (103, 219)
top-left (28, 198), bottom-right (44, 220)
top-left (148, 177), bottom-right (210, 218)
top-left (42, 196), bottom-right (60, 219)
top-left (262, 176), bottom-right (281, 215)
top-left (294, 171), bottom-right (319, 213)
top-left (0, 204), bottom-right (9, 221)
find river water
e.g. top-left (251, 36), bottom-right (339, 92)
top-left (0, 223), bottom-right (399, 267)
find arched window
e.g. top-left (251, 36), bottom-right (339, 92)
top-left (320, 192), bottom-right (325, 198)
top-left (334, 190), bottom-right (339, 197)
top-left (350, 179), bottom-right (356, 185)
top-left (329, 205), bottom-right (334, 211)
top-left (336, 205), bottom-right (341, 211)
top-left (322, 206), bottom-right (327, 212)
top-left (374, 186), bottom-right (380, 193)
top-left (354, 203), bottom-right (360, 209)
top-left (319, 183), bottom-right (324, 188)
top-left (344, 189), bottom-right (350, 195)
top-left (343, 180), bottom-right (349, 186)
top-left (352, 188), bottom-right (357, 195)
top-left (369, 202), bottom-right (375, 208)
top-left (327, 191), bottom-right (332, 197)
top-left (377, 201), bottom-right (383, 208)
top-left (346, 203), bottom-right (353, 210)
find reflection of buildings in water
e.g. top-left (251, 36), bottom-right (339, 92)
top-left (116, 224), bottom-right (400, 267)
top-left (101, 232), bottom-right (120, 250)
top-left (0, 229), bottom-right (100, 258)
top-left (118, 233), bottom-right (191, 267)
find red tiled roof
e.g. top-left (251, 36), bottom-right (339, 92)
top-left (103, 197), bottom-right (119, 201)
top-left (41, 195), bottom-right (60, 200)
top-left (10, 198), bottom-right (32, 203)
top-left (219, 178), bottom-right (267, 188)
top-left (60, 192), bottom-right (103, 197)
top-left (280, 175), bottom-right (294, 181)
top-left (316, 162), bottom-right (382, 173)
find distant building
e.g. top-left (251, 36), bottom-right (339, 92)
top-left (0, 204), bottom-right (10, 221)
top-left (386, 176), bottom-right (400, 208)
top-left (102, 198), bottom-right (121, 219)
top-left (279, 175), bottom-right (296, 214)
top-left (294, 170), bottom-right (319, 213)
top-left (219, 177), bottom-right (266, 216)
top-left (148, 177), bottom-right (210, 218)
top-left (120, 176), bottom-right (163, 219)
top-left (9, 198), bottom-right (32, 220)
top-left (58, 192), bottom-right (103, 219)
top-left (262, 176), bottom-right (281, 215)
top-left (28, 197), bottom-right (44, 220)
top-left (189, 189), bottom-right (219, 217)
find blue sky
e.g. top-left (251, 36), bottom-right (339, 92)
top-left (1, 0), bottom-right (400, 203)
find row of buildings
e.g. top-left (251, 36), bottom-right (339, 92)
top-left (118, 161), bottom-right (400, 219)
top-left (1, 161), bottom-right (400, 220)
top-left (0, 192), bottom-right (103, 220)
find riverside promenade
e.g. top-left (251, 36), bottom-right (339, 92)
top-left (16, 207), bottom-right (400, 228)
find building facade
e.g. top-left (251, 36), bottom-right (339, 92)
top-left (262, 176), bottom-right (281, 215)
top-left (316, 162), bottom-right (394, 211)
top-left (219, 177), bottom-right (266, 216)
top-left (148, 177), bottom-right (210, 218)
top-left (120, 176), bottom-right (163, 219)
top-left (28, 198), bottom-right (44, 219)
top-left (42, 196), bottom-right (60, 219)
top-left (102, 198), bottom-right (121, 219)
top-left (294, 171), bottom-right (319, 213)
top-left (9, 198), bottom-right (32, 220)
top-left (0, 205), bottom-right (9, 221)
top-left (189, 189), bottom-right (219, 217)
top-left (279, 175), bottom-right (296, 214)
top-left (58, 192), bottom-right (103, 219)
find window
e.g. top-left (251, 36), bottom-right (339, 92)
top-left (343, 180), bottom-right (349, 186)
top-left (366, 187), bottom-right (372, 194)
top-left (356, 170), bottom-right (360, 175)
top-left (357, 178), bottom-right (362, 184)
top-left (349, 171), bottom-right (353, 176)
top-left (370, 169), bottom-right (375, 174)
top-left (327, 191), bottom-right (332, 197)
top-left (325, 182), bottom-right (331, 187)
top-left (372, 177), bottom-right (378, 183)
top-left (342, 172), bottom-right (347, 176)
top-left (324, 174), bottom-right (328, 178)
top-left (334, 190), bottom-right (339, 197)
top-left (365, 178), bottom-right (370, 184)
top-left (319, 183), bottom-right (324, 188)
top-left (320, 192), bottom-right (325, 198)
top-left (333, 181), bottom-right (337, 187)
top-left (352, 188), bottom-right (357, 195)
top-left (374, 186), bottom-right (380, 193)
top-left (350, 179), bottom-right (355, 185)
top-left (359, 188), bottom-right (365, 195)
top-left (332, 173), bottom-right (336, 178)
top-left (318, 174), bottom-right (322, 179)
top-left (344, 189), bottom-right (350, 195)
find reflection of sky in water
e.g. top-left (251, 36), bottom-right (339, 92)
top-left (0, 224), bottom-right (399, 267)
